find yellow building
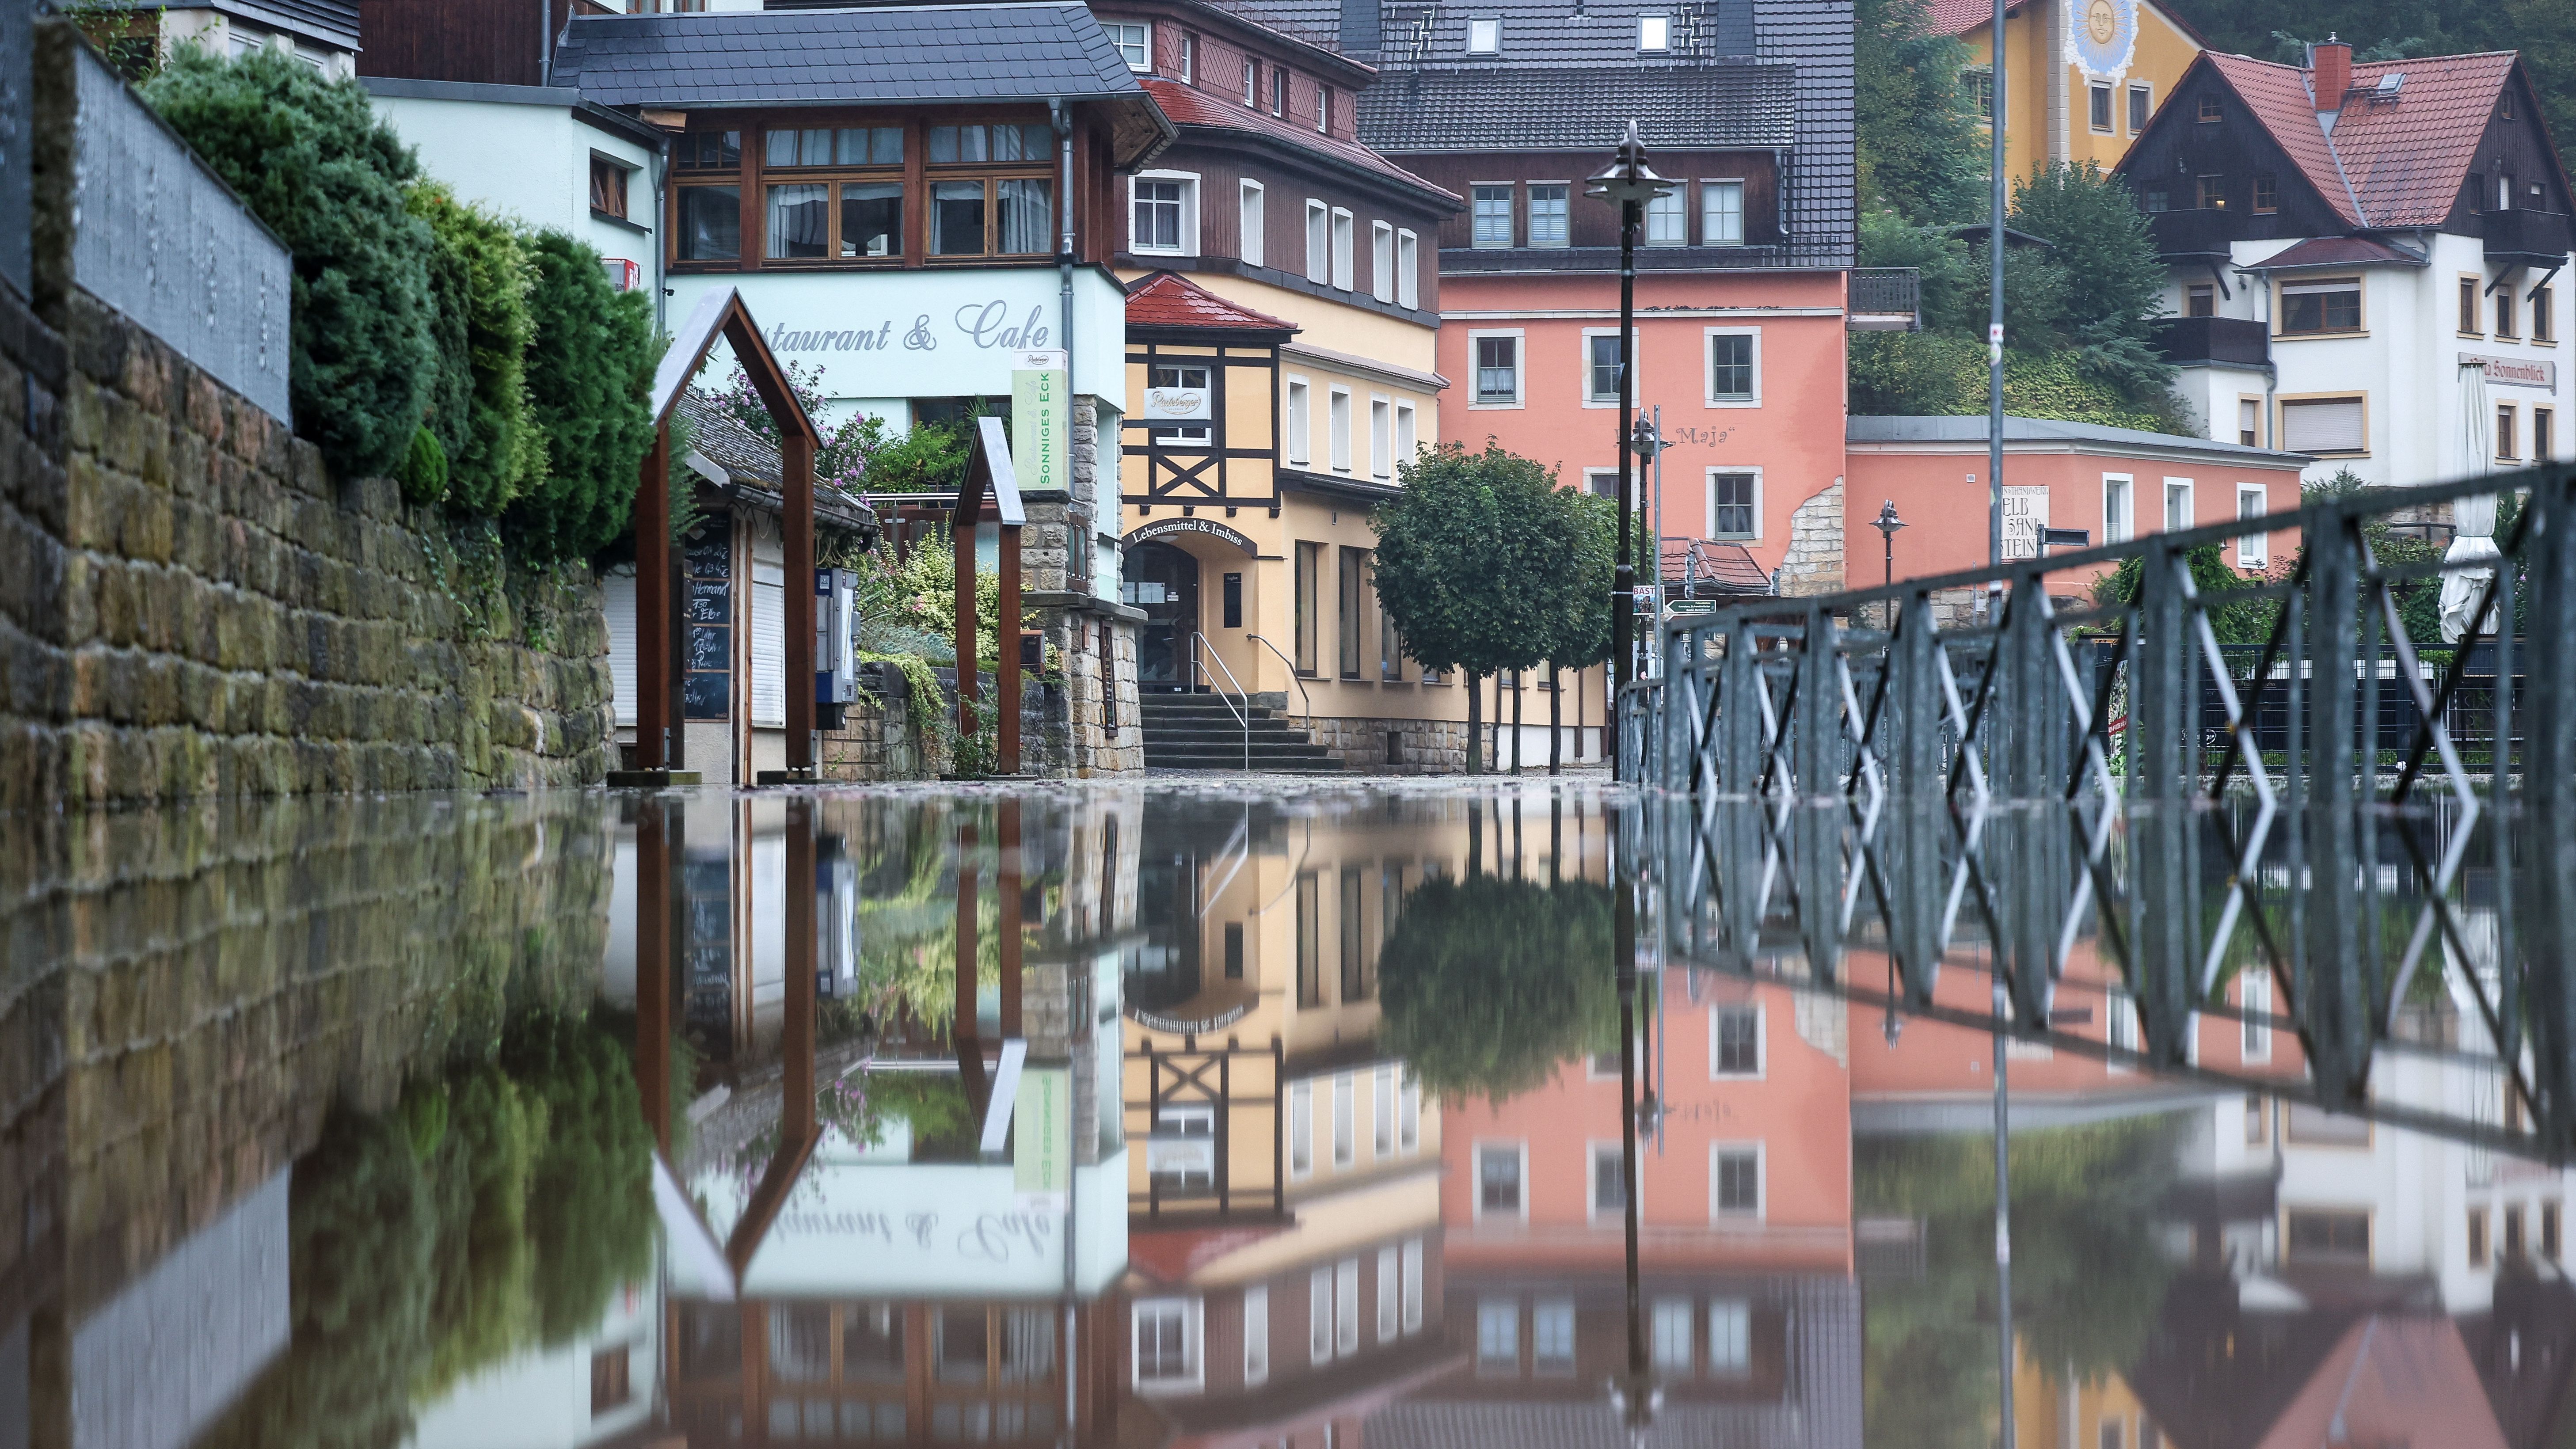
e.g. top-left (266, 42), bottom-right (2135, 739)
top-left (2010, 1338), bottom-right (2162, 1449)
top-left (1938, 0), bottom-right (2204, 184)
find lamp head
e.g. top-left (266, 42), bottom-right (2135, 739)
top-left (1871, 499), bottom-right (1907, 538)
top-left (1585, 119), bottom-right (1674, 205)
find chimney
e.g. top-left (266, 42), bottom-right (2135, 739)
top-left (2312, 35), bottom-right (2352, 113)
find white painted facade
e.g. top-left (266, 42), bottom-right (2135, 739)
top-left (405, 1274), bottom-right (662, 1449)
top-left (2162, 230), bottom-right (2575, 488)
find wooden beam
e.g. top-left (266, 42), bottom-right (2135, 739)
top-left (633, 800), bottom-right (673, 1155)
top-left (955, 507), bottom-right (980, 742)
top-left (955, 815), bottom-right (987, 1118)
top-left (999, 523), bottom-right (1022, 775)
top-left (999, 798), bottom-right (1023, 1038)
top-left (783, 425), bottom-right (816, 774)
top-left (635, 426), bottom-right (672, 769)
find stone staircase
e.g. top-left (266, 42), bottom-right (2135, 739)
top-left (1138, 694), bottom-right (1347, 772)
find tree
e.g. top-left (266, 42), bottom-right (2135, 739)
top-left (1375, 874), bottom-right (1616, 1102)
top-left (510, 231), bottom-right (658, 561)
top-left (1855, 0), bottom-right (1988, 223)
top-left (2006, 162), bottom-right (2174, 403)
top-left (407, 183), bottom-right (544, 516)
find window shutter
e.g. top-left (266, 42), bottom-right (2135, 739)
top-left (751, 563), bottom-right (787, 728)
top-left (605, 567), bottom-right (638, 727)
top-left (2281, 398), bottom-right (2365, 454)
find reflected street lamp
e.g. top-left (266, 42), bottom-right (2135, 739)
top-left (1588, 122), bottom-right (1672, 781)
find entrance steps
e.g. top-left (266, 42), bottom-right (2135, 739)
top-left (1138, 694), bottom-right (1347, 772)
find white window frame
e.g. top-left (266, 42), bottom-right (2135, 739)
top-left (1468, 327), bottom-right (1526, 408)
top-left (1289, 1080), bottom-right (1313, 1177)
top-left (1131, 1296), bottom-right (1205, 1392)
top-left (1375, 1245), bottom-right (1400, 1341)
top-left (1526, 182), bottom-right (1571, 249)
top-left (1531, 1297), bottom-right (1577, 1377)
top-left (1644, 186), bottom-right (1688, 247)
top-left (1400, 1238), bottom-right (1425, 1331)
top-left (1105, 20), bottom-right (1151, 70)
top-left (1588, 1139), bottom-right (1637, 1223)
top-left (1334, 1257), bottom-right (1360, 1355)
top-left (1244, 55), bottom-right (1258, 106)
top-left (1393, 400), bottom-right (1418, 468)
top-left (1467, 16), bottom-right (1500, 52)
top-left (1395, 229), bottom-right (1419, 308)
top-left (1179, 30), bottom-right (1195, 83)
top-left (2128, 80), bottom-right (2153, 133)
top-left (1475, 1297), bottom-right (1518, 1375)
top-left (2088, 79), bottom-right (2114, 133)
top-left (1651, 1297), bottom-right (1694, 1372)
top-left (1639, 13), bottom-right (1670, 49)
top-left (1581, 326), bottom-right (1635, 407)
top-left (1469, 184), bottom-right (1514, 249)
top-left (2102, 473), bottom-right (2135, 544)
top-left (2237, 483), bottom-right (2269, 569)
top-left (1148, 362), bottom-right (1213, 446)
top-left (1243, 1283), bottom-right (1269, 1385)
top-left (1705, 468), bottom-right (1762, 543)
top-left (1329, 207), bottom-right (1355, 290)
top-left (2161, 476), bottom-right (2194, 534)
top-left (1700, 179), bottom-right (1746, 246)
top-left (1309, 1267), bottom-right (1334, 1365)
top-left (1304, 199), bottom-right (1330, 284)
top-left (1328, 386), bottom-right (1353, 472)
top-left (1708, 1297), bottom-right (1753, 1374)
top-left (1372, 1065), bottom-right (1395, 1156)
top-left (1398, 1071), bottom-right (1420, 1152)
top-left (1370, 395), bottom-right (1393, 479)
top-left (2242, 969), bottom-right (2273, 1063)
top-left (1239, 179), bottom-right (1264, 267)
top-left (1332, 1070), bottom-right (1355, 1168)
top-left (1285, 376), bottom-right (1311, 465)
top-left (1711, 1140), bottom-right (1766, 1222)
top-left (1704, 326), bottom-right (1761, 406)
top-left (1474, 1139), bottom-right (1530, 1222)
top-left (1709, 1002), bottom-right (1765, 1077)
top-left (1370, 220), bottom-right (1395, 303)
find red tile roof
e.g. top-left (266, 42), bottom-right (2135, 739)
top-left (1926, 0), bottom-right (2020, 38)
top-left (2201, 50), bottom-right (2524, 228)
top-left (1139, 77), bottom-right (1459, 204)
top-left (1125, 270), bottom-right (1300, 333)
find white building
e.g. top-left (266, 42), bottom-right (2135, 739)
top-left (2119, 41), bottom-right (2576, 488)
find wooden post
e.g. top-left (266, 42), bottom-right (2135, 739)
top-left (784, 428), bottom-right (816, 775)
top-left (999, 798), bottom-right (1023, 1038)
top-left (784, 798), bottom-right (817, 1132)
top-left (634, 800), bottom-right (673, 1154)
top-left (636, 426), bottom-right (672, 770)
top-left (956, 512), bottom-right (980, 746)
top-left (999, 523), bottom-right (1023, 775)
top-left (955, 815), bottom-right (986, 1118)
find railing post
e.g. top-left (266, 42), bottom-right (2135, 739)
top-left (1664, 622), bottom-right (1691, 793)
top-left (2302, 512), bottom-right (2370, 1106)
top-left (1721, 618), bottom-right (1761, 795)
top-left (2518, 469), bottom-right (2576, 1151)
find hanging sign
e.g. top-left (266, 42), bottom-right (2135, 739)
top-left (1012, 350), bottom-right (1069, 494)
top-left (2460, 352), bottom-right (2557, 390)
top-left (2071, 0), bottom-right (2138, 79)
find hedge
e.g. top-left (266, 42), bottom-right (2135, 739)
top-left (510, 231), bottom-right (658, 561)
top-left (408, 183), bottom-right (544, 516)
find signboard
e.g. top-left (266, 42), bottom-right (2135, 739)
top-left (2071, 0), bottom-right (2138, 78)
top-left (1142, 385), bottom-right (1213, 422)
top-left (1011, 350), bottom-right (1069, 494)
top-left (1123, 516), bottom-right (1258, 554)
top-left (2001, 486), bottom-right (2051, 561)
top-left (1014, 1066), bottom-right (1071, 1204)
top-left (2460, 352), bottom-right (2558, 390)
top-left (666, 270), bottom-right (1122, 402)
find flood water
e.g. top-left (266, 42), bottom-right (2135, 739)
top-left (0, 780), bottom-right (2563, 1449)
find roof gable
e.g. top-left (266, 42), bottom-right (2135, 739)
top-left (2331, 53), bottom-right (2517, 226)
top-left (1140, 77), bottom-right (1457, 206)
top-left (2199, 53), bottom-right (2360, 225)
top-left (1125, 271), bottom-right (1299, 332)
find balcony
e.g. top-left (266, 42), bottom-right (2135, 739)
top-left (2481, 208), bottom-right (2574, 267)
top-left (1848, 267), bottom-right (1920, 331)
top-left (2149, 315), bottom-right (2269, 368)
top-left (2148, 207), bottom-right (2235, 259)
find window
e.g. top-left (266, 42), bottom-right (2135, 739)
top-left (1240, 180), bottom-right (1264, 266)
top-left (1467, 16), bottom-right (1500, 52)
top-left (2280, 396), bottom-right (2366, 454)
top-left (1272, 68), bottom-right (1286, 116)
top-left (2470, 1207), bottom-right (2492, 1267)
top-left (1244, 56), bottom-right (1258, 105)
top-left (1702, 330), bottom-right (1761, 405)
top-left (1644, 186), bottom-right (1686, 245)
top-left (1652, 1299), bottom-right (1693, 1371)
top-left (2195, 175), bottom-right (2226, 210)
top-left (2250, 172), bottom-right (2277, 213)
top-left (2280, 278), bottom-right (2361, 334)
top-left (2241, 968), bottom-right (2272, 1061)
top-left (1317, 84), bottom-right (1333, 134)
top-left (1223, 918), bottom-right (1244, 973)
top-left (1590, 1141), bottom-right (1639, 1219)
top-left (1640, 13), bottom-right (1669, 49)
top-left (1310, 1270), bottom-right (1335, 1364)
top-left (2238, 397), bottom-right (2260, 447)
top-left (2103, 475), bottom-right (2134, 543)
top-left (1295, 545), bottom-right (1320, 673)
top-left (1106, 22), bottom-right (1149, 68)
top-left (1148, 363), bottom-right (1211, 445)
top-left (1477, 1143), bottom-right (1525, 1217)
top-left (1476, 1300), bottom-right (1518, 1373)
top-left (1370, 398), bottom-right (1391, 478)
top-left (1401, 1239), bottom-right (1425, 1329)
top-left (2101, 1422), bottom-right (2126, 1449)
top-left (1712, 1004), bottom-right (1762, 1073)
top-left (677, 182), bottom-right (742, 261)
top-left (927, 173), bottom-right (1054, 258)
top-left (1328, 388), bottom-right (1352, 471)
top-left (1180, 31), bottom-right (1195, 83)
top-left (591, 1346), bottom-right (632, 1414)
top-left (2244, 1092), bottom-right (2269, 1144)
top-left (1473, 334), bottom-right (1520, 404)
top-left (2237, 485), bottom-right (2268, 569)
top-left (1371, 221), bottom-right (1395, 302)
top-left (2198, 95), bottom-right (2222, 122)
top-left (2462, 277), bottom-right (2484, 335)
top-left (1330, 208), bottom-right (1355, 289)
top-left (2141, 188), bottom-right (2169, 213)
top-left (1244, 1284), bottom-right (1269, 1384)
top-left (2537, 285), bottom-right (2557, 342)
top-left (2502, 174), bottom-right (2517, 211)
top-left (2186, 282), bottom-right (2215, 317)
top-left (2507, 1204), bottom-right (2528, 1260)
top-left (590, 157), bottom-right (630, 219)
top-left (1528, 184), bottom-right (1569, 247)
top-left (1471, 185), bottom-right (1514, 247)
top-left (1586, 332), bottom-right (1627, 403)
top-left (1305, 200), bottom-right (1329, 282)
top-left (2089, 82), bottom-right (2113, 132)
top-left (1376, 1245), bottom-right (1399, 1339)
top-left (2129, 82), bottom-right (2152, 132)
top-left (2162, 477), bottom-right (2192, 532)
top-left (1708, 1300), bottom-right (1751, 1373)
top-left (2546, 1202), bottom-right (2563, 1260)
top-left (1134, 1299), bottom-right (1202, 1388)
top-left (674, 128), bottom-right (741, 171)
top-left (1394, 401), bottom-right (1417, 465)
top-left (2498, 285), bottom-right (2521, 338)
top-left (1372, 1066), bottom-right (1395, 1156)
top-left (1285, 377), bottom-right (1310, 464)
top-left (1399, 1073), bottom-right (1420, 1151)
top-left (1967, 69), bottom-right (1994, 121)
top-left (1702, 180), bottom-right (1745, 245)
top-left (766, 182), bottom-right (830, 259)
top-left (1712, 1145), bottom-right (1762, 1219)
top-left (1708, 472), bottom-right (1758, 539)
top-left (1395, 229), bottom-right (1419, 308)
top-left (2499, 403), bottom-right (2519, 461)
top-left (1133, 177), bottom-right (1190, 253)
top-left (1532, 1300), bottom-right (1575, 1376)
top-left (2286, 1102), bottom-right (2372, 1145)
top-left (1334, 1259), bottom-right (1359, 1354)
top-left (1290, 1080), bottom-right (1313, 1175)
top-left (2538, 407), bottom-right (2555, 460)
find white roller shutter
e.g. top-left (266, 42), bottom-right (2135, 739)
top-left (2282, 397), bottom-right (2365, 454)
top-left (605, 566), bottom-right (637, 727)
top-left (751, 562), bottom-right (786, 728)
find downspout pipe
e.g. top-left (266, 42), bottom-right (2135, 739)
top-left (1051, 99), bottom-right (1075, 373)
top-left (539, 0), bottom-right (550, 86)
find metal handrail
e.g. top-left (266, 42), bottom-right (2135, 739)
top-left (1243, 635), bottom-right (1314, 720)
top-left (1190, 632), bottom-right (1250, 772)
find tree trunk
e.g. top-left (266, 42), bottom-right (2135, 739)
top-left (1549, 663), bottom-right (1562, 775)
top-left (1465, 669), bottom-right (1482, 775)
top-left (1466, 792), bottom-right (1483, 873)
top-left (1511, 670), bottom-right (1523, 775)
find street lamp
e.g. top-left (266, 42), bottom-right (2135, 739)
top-left (1587, 121), bottom-right (1672, 783)
top-left (1869, 500), bottom-right (1906, 633)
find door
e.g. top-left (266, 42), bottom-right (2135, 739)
top-left (1125, 541), bottom-right (1201, 692)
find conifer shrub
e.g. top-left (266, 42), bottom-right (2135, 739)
top-left (407, 183), bottom-right (543, 514)
top-left (512, 231), bottom-right (658, 561)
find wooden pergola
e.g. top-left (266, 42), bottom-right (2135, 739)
top-left (628, 287), bottom-right (821, 783)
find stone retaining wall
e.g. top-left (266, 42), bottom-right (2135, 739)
top-left (1298, 714), bottom-right (1473, 774)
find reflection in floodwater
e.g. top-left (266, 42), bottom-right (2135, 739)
top-left (3, 783), bottom-right (2575, 1447)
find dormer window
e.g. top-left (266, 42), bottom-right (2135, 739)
top-left (1467, 17), bottom-right (1500, 53)
top-left (1180, 32), bottom-right (1195, 84)
top-left (1105, 22), bottom-right (1149, 70)
top-left (1638, 15), bottom-right (1669, 51)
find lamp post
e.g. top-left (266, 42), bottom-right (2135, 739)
top-left (1588, 122), bottom-right (1672, 784)
top-left (1869, 500), bottom-right (1906, 634)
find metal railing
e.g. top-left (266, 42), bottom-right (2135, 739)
top-left (1618, 462), bottom-right (2576, 1159)
top-left (1244, 635), bottom-right (1313, 720)
top-left (1848, 267), bottom-right (1921, 329)
top-left (1189, 632), bottom-right (1250, 772)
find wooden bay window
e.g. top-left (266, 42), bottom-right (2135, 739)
top-left (669, 114), bottom-right (1058, 270)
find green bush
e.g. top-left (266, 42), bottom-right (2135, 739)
top-left (398, 426), bottom-right (449, 506)
top-left (511, 231), bottom-right (658, 561)
top-left (416, 231), bottom-right (473, 489)
top-left (407, 183), bottom-right (543, 515)
top-left (142, 47), bottom-right (435, 482)
top-left (864, 418), bottom-right (972, 492)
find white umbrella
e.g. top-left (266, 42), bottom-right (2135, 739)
top-left (2440, 362), bottom-right (2501, 643)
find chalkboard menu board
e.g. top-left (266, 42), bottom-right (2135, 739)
top-left (683, 524), bottom-right (732, 721)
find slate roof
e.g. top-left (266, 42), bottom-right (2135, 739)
top-left (1141, 76), bottom-right (1457, 202)
top-left (1125, 271), bottom-right (1299, 332)
top-left (2196, 50), bottom-right (2530, 229)
top-left (553, 4), bottom-right (1148, 109)
top-left (1356, 63), bottom-right (1795, 153)
top-left (675, 389), bottom-right (779, 486)
top-left (98, 0), bottom-right (359, 49)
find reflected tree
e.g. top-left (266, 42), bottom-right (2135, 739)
top-left (1376, 874), bottom-right (1617, 1102)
